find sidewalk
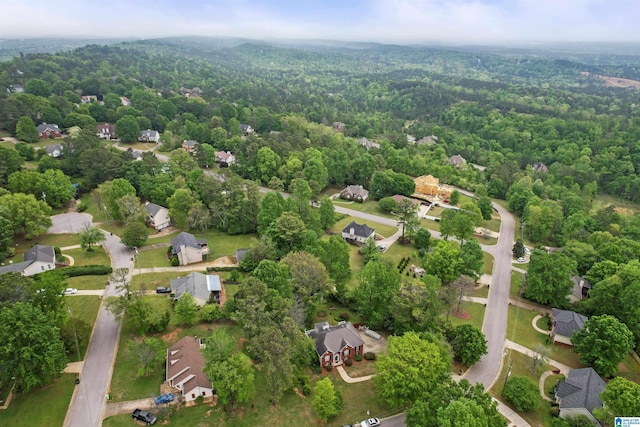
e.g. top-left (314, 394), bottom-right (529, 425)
top-left (494, 398), bottom-right (531, 427)
top-left (504, 340), bottom-right (571, 375)
top-left (335, 366), bottom-right (373, 383)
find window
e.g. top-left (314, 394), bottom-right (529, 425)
top-left (202, 391), bottom-right (206, 396)
top-left (191, 394), bottom-right (195, 399)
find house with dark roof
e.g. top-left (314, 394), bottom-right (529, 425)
top-left (45, 144), bottom-right (63, 158)
top-left (340, 185), bottom-right (369, 203)
top-left (171, 232), bottom-right (209, 265)
top-left (551, 308), bottom-right (588, 346)
top-left (306, 321), bottom-right (365, 367)
top-left (81, 95), bottom-right (98, 103)
top-left (570, 276), bottom-right (591, 303)
top-left (145, 202), bottom-right (171, 231)
top-left (182, 140), bottom-right (199, 153)
top-left (341, 221), bottom-right (375, 244)
top-left (240, 123), bottom-right (254, 135)
top-left (332, 122), bottom-right (346, 133)
top-left (170, 272), bottom-right (222, 306)
top-left (0, 245), bottom-right (56, 277)
top-left (532, 162), bottom-right (549, 173)
top-left (96, 123), bottom-right (116, 140)
top-left (166, 336), bottom-right (214, 404)
top-left (37, 123), bottom-right (62, 139)
top-left (448, 154), bottom-right (467, 168)
top-left (214, 151), bottom-right (236, 167)
top-left (358, 137), bottom-right (380, 150)
top-left (556, 368), bottom-right (605, 426)
top-left (139, 129), bottom-right (160, 143)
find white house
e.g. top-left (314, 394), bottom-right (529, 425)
top-left (0, 245), bottom-right (56, 277)
top-left (341, 221), bottom-right (375, 244)
top-left (139, 129), bottom-right (160, 143)
top-left (171, 232), bottom-right (209, 266)
top-left (166, 337), bottom-right (214, 403)
top-left (214, 151), bottom-right (236, 167)
top-left (145, 202), bottom-right (171, 231)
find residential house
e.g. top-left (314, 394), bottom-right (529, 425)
top-left (340, 185), bottom-right (369, 203)
top-left (214, 151), bottom-right (236, 167)
top-left (166, 336), bottom-right (214, 403)
top-left (414, 174), bottom-right (452, 199)
top-left (341, 221), bottom-right (375, 244)
top-left (170, 272), bottom-right (223, 306)
top-left (145, 202), bottom-right (171, 231)
top-left (96, 123), bottom-right (116, 140)
top-left (45, 144), bottom-right (63, 158)
top-left (416, 135), bottom-right (438, 146)
top-left (551, 308), bottom-right (588, 346)
top-left (332, 122), bottom-right (346, 133)
top-left (358, 137), bottom-right (380, 150)
top-left (119, 96), bottom-right (131, 106)
top-left (171, 232), bottom-right (209, 265)
top-left (179, 87), bottom-right (203, 98)
top-left (0, 245), bottom-right (56, 277)
top-left (448, 154), bottom-right (467, 168)
top-left (8, 84), bottom-right (25, 93)
top-left (129, 149), bottom-right (142, 161)
top-left (406, 134), bottom-right (416, 144)
top-left (570, 276), bottom-right (591, 303)
top-left (556, 368), bottom-right (605, 426)
top-left (139, 129), bottom-right (160, 143)
top-left (391, 195), bottom-right (421, 207)
top-left (80, 95), bottom-right (98, 103)
top-left (182, 140), bottom-right (199, 153)
top-left (37, 123), bottom-right (62, 139)
top-left (240, 123), bottom-right (254, 135)
top-left (532, 162), bottom-right (549, 173)
top-left (306, 321), bottom-right (365, 367)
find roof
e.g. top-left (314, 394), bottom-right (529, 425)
top-left (571, 276), bottom-right (592, 300)
top-left (45, 144), bottom-right (63, 154)
top-left (24, 245), bottom-right (55, 263)
top-left (448, 154), bottom-right (467, 166)
top-left (557, 368), bottom-right (605, 416)
top-left (358, 137), bottom-right (380, 149)
top-left (240, 123), bottom-right (253, 132)
top-left (140, 129), bottom-right (159, 138)
top-left (391, 195), bottom-right (421, 205)
top-left (532, 162), bottom-right (549, 173)
top-left (183, 140), bottom-right (198, 148)
top-left (235, 248), bottom-right (248, 263)
top-left (341, 221), bottom-right (375, 239)
top-left (37, 123), bottom-right (59, 132)
top-left (145, 202), bottom-right (167, 216)
top-left (342, 185), bottom-right (369, 198)
top-left (171, 232), bottom-right (201, 254)
top-left (96, 123), bottom-right (115, 132)
top-left (166, 336), bottom-right (212, 394)
top-left (552, 308), bottom-right (588, 338)
top-left (307, 322), bottom-right (365, 356)
top-left (170, 272), bottom-right (221, 302)
top-left (214, 151), bottom-right (234, 161)
top-left (415, 174), bottom-right (440, 186)
top-left (0, 261), bottom-right (33, 275)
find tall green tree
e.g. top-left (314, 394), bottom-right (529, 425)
top-left (80, 226), bottom-right (105, 251)
top-left (127, 337), bottom-right (165, 378)
top-left (424, 240), bottom-right (464, 284)
top-left (0, 146), bottom-right (24, 186)
top-left (16, 116), bottom-right (39, 142)
top-left (450, 324), bottom-right (487, 367)
top-left (115, 115), bottom-right (141, 143)
top-left (204, 348), bottom-right (255, 410)
top-left (397, 198), bottom-right (420, 242)
top-left (523, 250), bottom-right (576, 306)
top-left (312, 377), bottom-right (342, 423)
top-left (353, 260), bottom-right (401, 329)
top-left (167, 188), bottom-right (196, 229)
top-left (257, 191), bottom-right (287, 236)
top-left (437, 398), bottom-right (489, 427)
top-left (502, 376), bottom-right (540, 412)
top-left (318, 196), bottom-right (336, 231)
top-left (0, 192), bottom-right (52, 239)
top-left (121, 220), bottom-right (149, 249)
top-left (175, 293), bottom-right (199, 326)
top-left (594, 376), bottom-right (640, 425)
top-left (254, 325), bottom-right (295, 405)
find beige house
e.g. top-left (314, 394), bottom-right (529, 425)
top-left (145, 202), bottom-right (171, 231)
top-left (166, 337), bottom-right (214, 403)
top-left (551, 308), bottom-right (587, 346)
top-left (414, 174), bottom-right (452, 199)
top-left (171, 232), bottom-right (209, 265)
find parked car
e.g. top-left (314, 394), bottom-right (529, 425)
top-left (361, 418), bottom-right (381, 427)
top-left (132, 409), bottom-right (157, 425)
top-left (154, 393), bottom-right (174, 404)
top-left (524, 248), bottom-right (531, 255)
top-left (64, 288), bottom-right (78, 295)
top-left (377, 245), bottom-right (387, 252)
top-left (517, 257), bottom-right (526, 263)
top-left (156, 287), bottom-right (171, 294)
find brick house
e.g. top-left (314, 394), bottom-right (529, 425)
top-left (306, 321), bottom-right (365, 367)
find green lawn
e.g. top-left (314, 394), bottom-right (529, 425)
top-left (0, 374), bottom-right (76, 427)
top-left (468, 284), bottom-right (489, 298)
top-left (144, 230), bottom-right (180, 245)
top-left (618, 353), bottom-right (640, 384)
top-left (137, 246), bottom-right (171, 268)
top-left (64, 296), bottom-right (102, 360)
top-left (330, 216), bottom-right (398, 239)
top-left (314, 301), bottom-right (363, 326)
top-left (13, 233), bottom-right (81, 254)
top-left (475, 233), bottom-right (498, 245)
top-left (332, 199), bottom-right (397, 220)
top-left (64, 246), bottom-right (110, 266)
top-left (510, 271), bottom-right (525, 300)
top-left (382, 241), bottom-right (418, 267)
top-left (513, 260), bottom-right (529, 271)
top-left (130, 271), bottom-right (190, 291)
top-left (420, 218), bottom-right (441, 232)
top-left (482, 252), bottom-right (494, 275)
top-left (448, 301), bottom-right (485, 331)
top-left (544, 373), bottom-right (564, 400)
top-left (65, 275), bottom-right (110, 290)
top-left (483, 215), bottom-right (502, 233)
top-left (189, 230), bottom-right (260, 259)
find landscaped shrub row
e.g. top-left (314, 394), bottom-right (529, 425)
top-left (61, 265), bottom-right (113, 277)
top-left (363, 352), bottom-right (376, 361)
top-left (344, 358), bottom-right (353, 366)
top-left (397, 257), bottom-right (411, 273)
top-left (354, 354), bottom-right (363, 362)
top-left (206, 266), bottom-right (238, 272)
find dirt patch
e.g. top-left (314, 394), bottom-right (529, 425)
top-left (453, 310), bottom-right (471, 320)
top-left (615, 207), bottom-right (635, 216)
top-left (207, 256), bottom-right (238, 267)
top-left (293, 387), bottom-right (306, 399)
top-left (581, 71), bottom-right (640, 88)
top-left (161, 329), bottom-right (181, 343)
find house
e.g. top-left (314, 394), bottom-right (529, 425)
top-left (358, 137), bottom-right (380, 150)
top-left (551, 308), bottom-right (588, 345)
top-left (170, 272), bottom-right (223, 306)
top-left (37, 123), bottom-right (62, 139)
top-left (448, 154), bottom-right (467, 168)
top-left (0, 245), bottom-right (56, 277)
top-left (8, 84), bottom-right (25, 93)
top-left (414, 174), bottom-right (452, 199)
top-left (406, 134), bottom-right (416, 143)
top-left (182, 140), bottom-right (199, 153)
top-left (171, 232), bottom-right (209, 265)
top-left (416, 135), bottom-right (438, 146)
top-left (96, 123), bottom-right (116, 140)
top-left (391, 195), bottom-right (421, 207)
top-left (341, 221), bottom-right (375, 244)
top-left (532, 162), bottom-right (549, 173)
top-left (139, 129), bottom-right (160, 143)
top-left (80, 95), bottom-right (98, 103)
top-left (556, 368), bottom-right (606, 426)
top-left (214, 151), bottom-right (236, 167)
top-left (119, 96), bottom-right (131, 106)
top-left (45, 144), bottom-right (63, 158)
top-left (145, 202), bottom-right (171, 231)
top-left (340, 185), bottom-right (369, 203)
top-left (306, 321), bottom-right (365, 367)
top-left (240, 123), bottom-right (254, 135)
top-left (570, 276), bottom-right (591, 302)
top-left (332, 122), bottom-right (346, 133)
top-left (166, 336), bottom-right (214, 403)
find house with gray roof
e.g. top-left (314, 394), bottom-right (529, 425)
top-left (166, 336), bottom-right (213, 403)
top-left (532, 162), bottom-right (549, 173)
top-left (181, 140), bottom-right (199, 153)
top-left (170, 272), bottom-right (222, 306)
top-left (341, 221), bottom-right (375, 244)
top-left (145, 202), bottom-right (171, 231)
top-left (340, 185), bottom-right (369, 203)
top-left (240, 123), bottom-right (254, 135)
top-left (171, 232), bottom-right (209, 265)
top-left (570, 276), bottom-right (591, 303)
top-left (0, 245), bottom-right (56, 277)
top-left (556, 367), bottom-right (605, 426)
top-left (37, 123), bottom-right (62, 139)
top-left (358, 137), bottom-right (380, 150)
top-left (138, 129), bottom-right (160, 143)
top-left (448, 154), bottom-right (467, 168)
top-left (306, 321), bottom-right (365, 367)
top-left (551, 308), bottom-right (588, 346)
top-left (45, 144), bottom-right (63, 158)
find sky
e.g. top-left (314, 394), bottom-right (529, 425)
top-left (1, 0), bottom-right (639, 44)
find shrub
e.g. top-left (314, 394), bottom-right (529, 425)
top-left (77, 203), bottom-right (87, 212)
top-left (364, 352), bottom-right (376, 361)
top-left (61, 265), bottom-right (113, 277)
top-left (344, 358), bottom-right (353, 367)
top-left (171, 256), bottom-right (179, 266)
top-left (339, 312), bottom-right (350, 320)
top-left (549, 406), bottom-right (560, 417)
top-left (354, 354), bottom-right (363, 362)
top-left (302, 383), bottom-right (312, 395)
top-left (195, 395), bottom-right (204, 404)
top-left (503, 376), bottom-right (541, 412)
top-left (309, 364), bottom-right (322, 375)
top-left (325, 365), bottom-right (333, 372)
top-left (206, 266), bottom-right (238, 272)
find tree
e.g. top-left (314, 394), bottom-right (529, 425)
top-left (318, 196), bottom-right (336, 231)
top-left (254, 325), bottom-right (295, 405)
top-left (523, 250), bottom-right (576, 306)
top-left (15, 141), bottom-right (36, 160)
top-left (353, 260), bottom-right (401, 329)
top-left (502, 376), bottom-right (540, 412)
top-left (595, 376), bottom-right (640, 425)
top-left (389, 277), bottom-right (442, 334)
top-left (449, 190), bottom-right (460, 206)
top-left (115, 194), bottom-right (144, 223)
top-left (378, 197), bottom-right (398, 213)
top-left (397, 198), bottom-right (420, 242)
top-left (115, 115), bottom-right (141, 143)
top-left (512, 239), bottom-right (525, 259)
top-left (121, 220), bottom-right (149, 249)
top-left (80, 226), bottom-right (105, 251)
top-left (127, 337), bottom-right (165, 378)
top-left (571, 314), bottom-right (633, 377)
top-left (0, 146), bottom-right (24, 186)
top-left (257, 191), bottom-right (287, 236)
top-left (205, 349), bottom-right (255, 410)
top-left (281, 251), bottom-right (330, 321)
top-left (374, 332), bottom-right (450, 407)
top-left (0, 302), bottom-right (67, 393)
top-left (271, 212), bottom-right (307, 252)
top-left (414, 228), bottom-right (431, 251)
top-left (16, 116), bottom-right (39, 142)
top-left (460, 239), bottom-right (484, 280)
top-left (0, 192), bottom-right (52, 239)
top-left (437, 397), bottom-right (488, 427)
top-left (424, 240), bottom-right (464, 284)
top-left (360, 237), bottom-right (381, 264)
top-left (104, 178), bottom-right (137, 222)
top-left (476, 196), bottom-right (494, 221)
top-left (175, 293), bottom-right (199, 326)
top-left (167, 188), bottom-right (196, 229)
top-left (253, 260), bottom-right (293, 298)
top-left (0, 272), bottom-right (33, 308)
top-left (450, 324), bottom-right (487, 367)
top-left (312, 377), bottom-right (342, 423)
top-left (256, 146), bottom-right (281, 184)
top-left (313, 235), bottom-right (351, 286)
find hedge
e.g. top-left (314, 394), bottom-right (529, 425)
top-left (61, 265), bottom-right (113, 277)
top-left (206, 266), bottom-right (238, 272)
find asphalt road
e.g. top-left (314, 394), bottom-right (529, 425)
top-left (56, 218), bottom-right (134, 427)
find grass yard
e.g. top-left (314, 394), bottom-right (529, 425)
top-left (475, 233), bottom-right (498, 245)
top-left (513, 260), bottom-right (529, 271)
top-left (314, 300), bottom-right (363, 326)
top-left (343, 359), bottom-right (377, 377)
top-left (330, 216), bottom-right (398, 239)
top-left (144, 229), bottom-right (180, 245)
top-left (428, 205), bottom-right (446, 218)
top-left (137, 246), bottom-right (171, 268)
top-left (190, 230), bottom-right (260, 259)
top-left (544, 373), bottom-right (565, 400)
top-left (65, 275), bottom-right (110, 290)
top-left (0, 374), bottom-right (76, 427)
top-left (483, 215), bottom-right (502, 233)
top-left (64, 296), bottom-right (102, 360)
top-left (618, 353), bottom-right (640, 384)
top-left (382, 241), bottom-right (419, 267)
top-left (506, 305), bottom-right (583, 368)
top-left (63, 246), bottom-right (110, 266)
top-left (510, 271), bottom-right (525, 300)
top-left (420, 218), bottom-right (441, 232)
top-left (447, 301), bottom-right (485, 331)
top-left (332, 199), bottom-right (397, 220)
top-left (468, 284), bottom-right (489, 298)
top-left (130, 271), bottom-right (195, 291)
top-left (13, 233), bottom-right (81, 254)
top-left (490, 350), bottom-right (555, 427)
top-left (483, 252), bottom-right (494, 275)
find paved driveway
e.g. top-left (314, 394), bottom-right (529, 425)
top-left (49, 213), bottom-right (92, 234)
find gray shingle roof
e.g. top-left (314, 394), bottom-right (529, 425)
top-left (45, 144), bottom-right (63, 154)
top-left (557, 368), bottom-right (605, 416)
top-left (171, 232), bottom-right (200, 254)
top-left (571, 276), bottom-right (592, 300)
top-left (341, 221), bottom-right (375, 239)
top-left (183, 140), bottom-right (198, 147)
top-left (307, 322), bottom-right (365, 356)
top-left (552, 308), bottom-right (588, 338)
top-left (145, 202), bottom-right (166, 217)
top-left (0, 261), bottom-right (32, 274)
top-left (170, 272), bottom-right (220, 303)
top-left (37, 123), bottom-right (59, 133)
top-left (235, 248), bottom-right (248, 263)
top-left (24, 245), bottom-right (55, 263)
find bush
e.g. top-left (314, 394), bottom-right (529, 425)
top-left (344, 358), bottom-right (353, 367)
top-left (325, 365), bottom-right (333, 372)
top-left (171, 256), bottom-right (179, 266)
top-left (206, 266), bottom-right (238, 272)
top-left (302, 383), bottom-right (312, 395)
top-left (354, 354), bottom-right (362, 362)
top-left (309, 364), bottom-right (322, 375)
top-left (364, 352), bottom-right (376, 361)
top-left (77, 202), bottom-right (87, 212)
top-left (339, 312), bottom-right (350, 321)
top-left (503, 376), bottom-right (541, 412)
top-left (317, 311), bottom-right (326, 317)
top-left (549, 406), bottom-right (560, 417)
top-left (61, 265), bottom-right (113, 277)
top-left (195, 395), bottom-right (204, 404)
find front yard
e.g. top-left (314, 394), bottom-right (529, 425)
top-left (329, 216), bottom-right (398, 240)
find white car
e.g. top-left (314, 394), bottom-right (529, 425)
top-left (361, 418), bottom-right (381, 427)
top-left (517, 257), bottom-right (526, 263)
top-left (64, 288), bottom-right (78, 295)
top-left (524, 248), bottom-right (531, 255)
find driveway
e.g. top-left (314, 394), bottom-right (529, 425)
top-left (49, 212), bottom-right (92, 234)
